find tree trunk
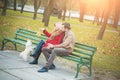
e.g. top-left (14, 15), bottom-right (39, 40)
top-left (43, 0), bottom-right (54, 26)
top-left (93, 8), bottom-right (100, 25)
top-left (42, 8), bottom-right (47, 22)
top-left (79, 10), bottom-right (85, 22)
top-left (113, 1), bottom-right (120, 28)
top-left (33, 0), bottom-right (41, 20)
top-left (79, 0), bottom-right (86, 22)
top-left (62, 0), bottom-right (67, 21)
top-left (33, 0), bottom-right (37, 19)
top-left (2, 0), bottom-right (8, 16)
top-left (68, 0), bottom-right (72, 20)
top-left (42, 0), bottom-right (49, 22)
top-left (100, 10), bottom-right (105, 25)
top-left (20, 0), bottom-right (27, 13)
top-left (58, 10), bottom-right (62, 19)
top-left (13, 0), bottom-right (17, 11)
top-left (62, 5), bottom-right (66, 21)
top-left (97, 17), bottom-right (108, 40)
top-left (97, 0), bottom-right (113, 40)
top-left (68, 10), bottom-right (71, 20)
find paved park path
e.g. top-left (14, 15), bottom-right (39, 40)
top-left (0, 50), bottom-right (90, 80)
top-left (0, 50), bottom-right (119, 80)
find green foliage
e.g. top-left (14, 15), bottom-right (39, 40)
top-left (0, 10), bottom-right (120, 72)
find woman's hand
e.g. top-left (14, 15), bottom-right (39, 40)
top-left (41, 28), bottom-right (45, 31)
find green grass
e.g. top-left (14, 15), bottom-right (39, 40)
top-left (0, 10), bottom-right (120, 72)
top-left (93, 53), bottom-right (120, 71)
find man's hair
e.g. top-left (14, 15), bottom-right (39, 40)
top-left (62, 22), bottom-right (71, 30)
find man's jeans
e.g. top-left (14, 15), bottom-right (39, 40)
top-left (42, 47), bottom-right (71, 67)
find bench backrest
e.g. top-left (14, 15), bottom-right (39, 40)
top-left (15, 28), bottom-right (97, 61)
top-left (72, 42), bottom-right (97, 61)
top-left (15, 28), bottom-right (47, 45)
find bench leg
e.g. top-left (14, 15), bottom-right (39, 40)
top-left (1, 40), bottom-right (5, 50)
top-left (75, 63), bottom-right (82, 78)
top-left (14, 43), bottom-right (17, 50)
top-left (89, 64), bottom-right (92, 76)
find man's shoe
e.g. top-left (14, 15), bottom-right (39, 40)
top-left (49, 64), bottom-right (56, 70)
top-left (38, 67), bottom-right (48, 72)
top-left (29, 60), bottom-right (38, 64)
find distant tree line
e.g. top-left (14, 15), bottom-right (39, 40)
top-left (0, 0), bottom-right (120, 39)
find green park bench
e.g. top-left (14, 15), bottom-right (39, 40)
top-left (1, 28), bottom-right (97, 78)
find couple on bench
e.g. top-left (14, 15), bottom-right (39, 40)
top-left (30, 22), bottom-right (75, 72)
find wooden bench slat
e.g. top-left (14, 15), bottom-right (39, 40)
top-left (15, 38), bottom-right (38, 45)
top-left (4, 38), bottom-right (26, 45)
top-left (62, 56), bottom-right (81, 62)
top-left (18, 30), bottom-right (41, 38)
top-left (16, 31), bottom-right (48, 40)
top-left (62, 56), bottom-right (90, 64)
top-left (75, 43), bottom-right (97, 52)
top-left (71, 53), bottom-right (91, 60)
top-left (16, 33), bottom-right (41, 41)
top-left (73, 48), bottom-right (93, 56)
top-left (19, 28), bottom-right (37, 34)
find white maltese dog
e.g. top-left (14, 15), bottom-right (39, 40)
top-left (20, 39), bottom-right (33, 61)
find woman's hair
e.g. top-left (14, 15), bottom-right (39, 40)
top-left (49, 29), bottom-right (63, 40)
top-left (54, 22), bottom-right (63, 30)
top-left (49, 22), bottom-right (63, 40)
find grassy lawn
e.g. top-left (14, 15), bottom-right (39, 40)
top-left (0, 10), bottom-right (120, 72)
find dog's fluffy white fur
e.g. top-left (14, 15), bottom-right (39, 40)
top-left (20, 39), bottom-right (33, 61)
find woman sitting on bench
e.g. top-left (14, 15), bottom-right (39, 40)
top-left (29, 22), bottom-right (64, 69)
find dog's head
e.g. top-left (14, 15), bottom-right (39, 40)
top-left (26, 39), bottom-right (32, 47)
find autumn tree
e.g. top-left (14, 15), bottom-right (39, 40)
top-left (54, 0), bottom-right (68, 20)
top-left (1, 0), bottom-right (8, 16)
top-left (112, 0), bottom-right (120, 28)
top-left (79, 0), bottom-right (86, 22)
top-left (13, 0), bottom-right (17, 11)
top-left (0, 0), bottom-right (4, 8)
top-left (33, 0), bottom-right (41, 19)
top-left (42, 0), bottom-right (49, 22)
top-left (20, 0), bottom-right (27, 13)
top-left (61, 0), bottom-right (67, 21)
top-left (43, 0), bottom-right (54, 26)
top-left (97, 0), bottom-right (114, 40)
top-left (93, 8), bottom-right (100, 25)
top-left (93, 0), bottom-right (106, 25)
